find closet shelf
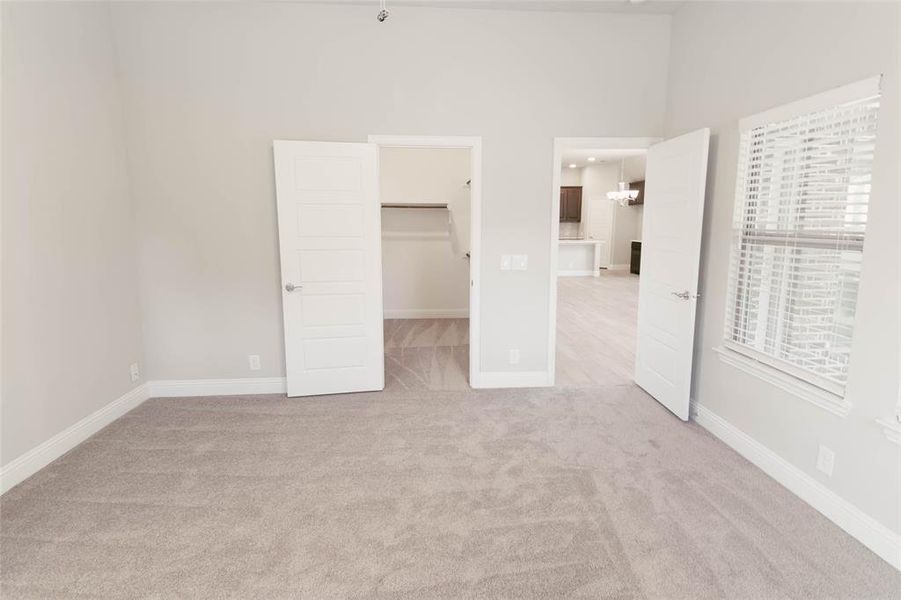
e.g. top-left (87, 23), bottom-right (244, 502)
top-left (381, 203), bottom-right (448, 209)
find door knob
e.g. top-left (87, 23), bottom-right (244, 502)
top-left (285, 283), bottom-right (302, 292)
top-left (671, 290), bottom-right (691, 300)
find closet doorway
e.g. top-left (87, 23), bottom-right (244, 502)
top-left (369, 136), bottom-right (482, 390)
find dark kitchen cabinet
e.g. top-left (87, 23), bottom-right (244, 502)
top-left (560, 186), bottom-right (582, 223)
top-left (629, 180), bottom-right (645, 206)
top-left (630, 241), bottom-right (642, 275)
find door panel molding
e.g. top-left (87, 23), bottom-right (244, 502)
top-left (633, 128), bottom-right (710, 420)
top-left (274, 140), bottom-right (384, 397)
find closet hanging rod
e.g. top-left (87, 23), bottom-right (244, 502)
top-left (381, 203), bottom-right (448, 209)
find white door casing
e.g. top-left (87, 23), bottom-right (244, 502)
top-left (548, 137), bottom-right (661, 386)
top-left (368, 135), bottom-right (482, 388)
top-left (634, 129), bottom-right (710, 420)
top-left (273, 141), bottom-right (384, 397)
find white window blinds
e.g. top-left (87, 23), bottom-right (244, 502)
top-left (724, 79), bottom-right (881, 396)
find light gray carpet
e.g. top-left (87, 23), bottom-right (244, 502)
top-left (2, 385), bottom-right (899, 599)
top-left (384, 318), bottom-right (470, 392)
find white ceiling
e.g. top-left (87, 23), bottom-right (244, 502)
top-left (561, 148), bottom-right (647, 169)
top-left (289, 0), bottom-right (684, 15)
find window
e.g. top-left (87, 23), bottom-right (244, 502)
top-left (724, 78), bottom-right (882, 397)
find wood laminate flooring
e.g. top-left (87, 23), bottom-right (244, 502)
top-left (555, 271), bottom-right (639, 387)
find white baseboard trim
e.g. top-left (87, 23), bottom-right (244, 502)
top-left (382, 231), bottom-right (450, 240)
top-left (0, 384), bottom-right (150, 495)
top-left (473, 370), bottom-right (552, 389)
top-left (146, 377), bottom-right (287, 398)
top-left (606, 263), bottom-right (631, 271)
top-left (152, 371), bottom-right (554, 396)
top-left (383, 308), bottom-right (469, 319)
top-left (693, 403), bottom-right (901, 571)
top-left (558, 270), bottom-right (596, 277)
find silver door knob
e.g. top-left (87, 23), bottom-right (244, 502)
top-left (671, 290), bottom-right (691, 300)
top-left (285, 283), bottom-right (302, 292)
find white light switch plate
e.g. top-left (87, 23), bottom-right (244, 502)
top-left (500, 255), bottom-right (512, 271)
top-left (512, 255), bottom-right (528, 271)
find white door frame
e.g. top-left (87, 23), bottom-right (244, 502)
top-left (367, 135), bottom-right (483, 388)
top-left (548, 137), bottom-right (661, 385)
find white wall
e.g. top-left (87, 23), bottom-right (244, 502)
top-left (624, 154), bottom-right (645, 241)
top-left (380, 147), bottom-right (470, 207)
top-left (622, 154), bottom-right (646, 183)
top-left (380, 147), bottom-right (470, 317)
top-left (110, 2), bottom-right (671, 379)
top-left (609, 203), bottom-right (640, 267)
top-left (610, 155), bottom-right (645, 266)
top-left (560, 167), bottom-right (582, 187)
top-left (1, 3), bottom-right (143, 467)
top-left (582, 163), bottom-right (620, 265)
top-left (666, 1), bottom-right (900, 535)
top-left (633, 205), bottom-right (644, 241)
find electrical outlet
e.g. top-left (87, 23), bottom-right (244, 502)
top-left (816, 445), bottom-right (835, 477)
top-left (129, 363), bottom-right (140, 383)
top-left (509, 349), bottom-right (520, 365)
top-left (248, 354), bottom-right (261, 371)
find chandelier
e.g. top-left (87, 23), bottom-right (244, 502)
top-left (606, 159), bottom-right (639, 207)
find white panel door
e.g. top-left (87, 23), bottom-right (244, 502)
top-left (273, 141), bottom-right (384, 397)
top-left (634, 129), bottom-right (710, 420)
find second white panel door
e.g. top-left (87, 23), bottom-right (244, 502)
top-left (273, 140), bottom-right (384, 397)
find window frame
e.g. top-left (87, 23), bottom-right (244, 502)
top-left (721, 76), bottom-right (882, 403)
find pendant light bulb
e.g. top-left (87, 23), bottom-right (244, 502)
top-left (606, 159), bottom-right (639, 207)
